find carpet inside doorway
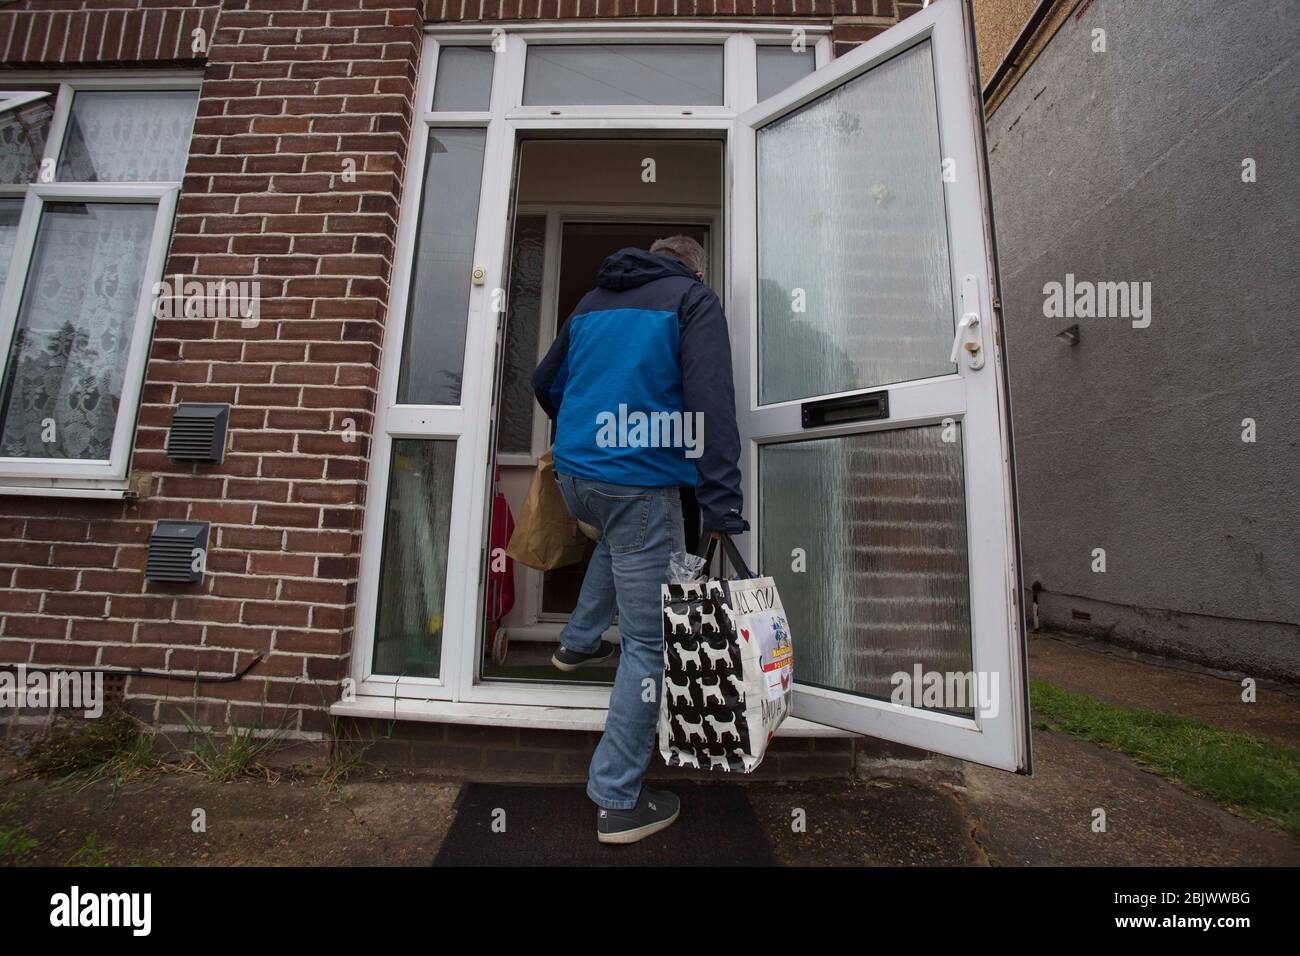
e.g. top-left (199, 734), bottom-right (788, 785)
top-left (432, 782), bottom-right (777, 866)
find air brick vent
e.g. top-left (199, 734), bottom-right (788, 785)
top-left (145, 521), bottom-right (210, 585)
top-left (165, 403), bottom-right (229, 464)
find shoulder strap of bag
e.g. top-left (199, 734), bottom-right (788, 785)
top-left (698, 533), bottom-right (755, 580)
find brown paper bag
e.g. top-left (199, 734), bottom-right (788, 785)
top-left (505, 449), bottom-right (589, 571)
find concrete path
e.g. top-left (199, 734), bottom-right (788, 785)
top-left (1, 632), bottom-right (1295, 865)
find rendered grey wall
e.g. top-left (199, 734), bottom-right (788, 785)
top-left (985, 0), bottom-right (1299, 679)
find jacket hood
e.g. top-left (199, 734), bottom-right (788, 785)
top-left (596, 248), bottom-right (696, 291)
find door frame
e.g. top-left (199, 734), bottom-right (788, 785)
top-left (497, 200), bottom-right (725, 472)
top-left (455, 119), bottom-right (734, 710)
top-left (503, 202), bottom-right (722, 636)
top-left (347, 23), bottom-right (832, 709)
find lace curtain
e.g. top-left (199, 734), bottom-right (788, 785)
top-left (57, 91), bottom-right (197, 183)
top-left (0, 202), bottom-right (156, 460)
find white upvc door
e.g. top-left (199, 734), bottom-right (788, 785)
top-left (731, 0), bottom-right (1031, 771)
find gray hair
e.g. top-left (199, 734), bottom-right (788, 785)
top-left (650, 235), bottom-right (707, 277)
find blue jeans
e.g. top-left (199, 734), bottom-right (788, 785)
top-left (554, 472), bottom-right (685, 810)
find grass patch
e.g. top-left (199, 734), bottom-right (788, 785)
top-left (0, 823), bottom-right (38, 863)
top-left (176, 709), bottom-right (290, 783)
top-left (66, 833), bottom-right (109, 867)
top-left (1031, 679), bottom-right (1300, 839)
top-left (21, 708), bottom-right (159, 790)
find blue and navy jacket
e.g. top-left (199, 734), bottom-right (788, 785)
top-left (531, 248), bottom-right (747, 534)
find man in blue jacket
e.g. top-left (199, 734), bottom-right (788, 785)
top-left (532, 235), bottom-right (747, 844)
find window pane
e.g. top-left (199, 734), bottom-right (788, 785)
top-left (432, 46), bottom-right (494, 111)
top-left (759, 425), bottom-right (973, 711)
top-left (396, 128), bottom-right (486, 405)
top-left (523, 45), bottom-right (725, 106)
top-left (372, 439), bottom-right (457, 679)
top-left (498, 215), bottom-right (546, 455)
top-left (0, 94), bottom-right (54, 184)
top-left (0, 201), bottom-right (157, 460)
top-left (0, 198), bottom-right (22, 299)
top-left (57, 90), bottom-right (198, 183)
top-left (757, 41), bottom-right (955, 404)
top-left (756, 45), bottom-right (816, 102)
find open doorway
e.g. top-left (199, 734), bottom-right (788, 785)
top-left (483, 136), bottom-right (724, 683)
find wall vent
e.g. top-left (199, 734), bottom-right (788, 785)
top-left (165, 403), bottom-right (229, 464)
top-left (145, 521), bottom-right (210, 584)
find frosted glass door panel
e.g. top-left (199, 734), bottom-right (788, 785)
top-left (498, 215), bottom-right (545, 455)
top-left (757, 40), bottom-right (956, 405)
top-left (759, 424), bottom-right (974, 712)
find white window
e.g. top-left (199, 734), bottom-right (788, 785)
top-left (0, 77), bottom-right (199, 491)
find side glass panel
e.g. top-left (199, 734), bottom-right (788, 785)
top-left (396, 128), bottom-right (487, 405)
top-left (56, 90), bottom-right (198, 183)
top-left (431, 46), bottom-right (495, 111)
top-left (372, 439), bottom-right (458, 678)
top-left (757, 40), bottom-right (955, 405)
top-left (756, 45), bottom-right (817, 102)
top-left (0, 201), bottom-right (157, 460)
top-left (759, 424), bottom-right (973, 713)
top-left (523, 45), bottom-right (725, 106)
top-left (498, 215), bottom-right (545, 455)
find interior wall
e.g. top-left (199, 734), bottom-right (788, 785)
top-left (516, 138), bottom-right (723, 208)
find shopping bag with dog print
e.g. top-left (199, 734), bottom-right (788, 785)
top-left (657, 535), bottom-right (793, 773)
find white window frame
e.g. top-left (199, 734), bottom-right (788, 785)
top-left (346, 21), bottom-right (832, 713)
top-left (0, 72), bottom-right (199, 494)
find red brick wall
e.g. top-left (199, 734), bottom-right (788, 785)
top-left (0, 0), bottom-right (424, 738)
top-left (416, 0), bottom-right (908, 55)
top-left (0, 1), bottom-right (219, 68)
top-left (421, 0), bottom-right (912, 20)
top-left (0, 0), bottom-right (912, 740)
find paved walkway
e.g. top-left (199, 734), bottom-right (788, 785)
top-left (2, 632), bottom-right (1295, 865)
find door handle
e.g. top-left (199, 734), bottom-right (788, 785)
top-left (950, 274), bottom-right (986, 370)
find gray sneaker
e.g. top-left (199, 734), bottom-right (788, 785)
top-left (597, 788), bottom-right (680, 845)
top-left (551, 640), bottom-right (616, 672)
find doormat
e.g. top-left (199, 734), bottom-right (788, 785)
top-left (432, 782), bottom-right (778, 866)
